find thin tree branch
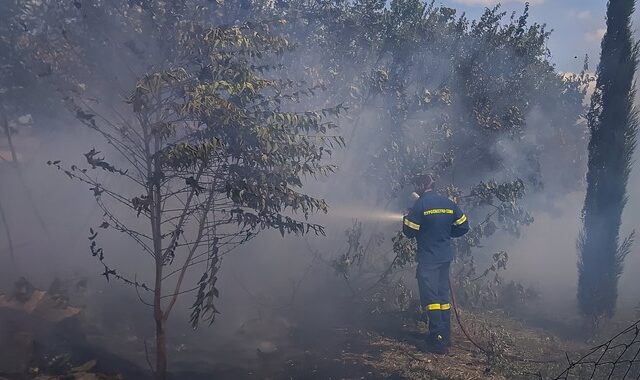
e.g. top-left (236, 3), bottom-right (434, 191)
top-left (161, 165), bottom-right (205, 262)
top-left (163, 189), bottom-right (215, 319)
top-left (135, 274), bottom-right (154, 307)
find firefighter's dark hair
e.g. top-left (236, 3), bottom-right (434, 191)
top-left (413, 173), bottom-right (436, 189)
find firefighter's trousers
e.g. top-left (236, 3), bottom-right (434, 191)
top-left (416, 261), bottom-right (451, 345)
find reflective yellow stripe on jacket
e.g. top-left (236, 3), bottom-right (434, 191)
top-left (403, 218), bottom-right (420, 231)
top-left (454, 214), bottom-right (467, 226)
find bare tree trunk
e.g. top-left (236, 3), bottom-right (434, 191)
top-left (0, 104), bottom-right (18, 164)
top-left (141, 115), bottom-right (169, 380)
top-left (1, 105), bottom-right (20, 270)
top-left (152, 195), bottom-right (168, 379)
top-left (0, 200), bottom-right (16, 269)
top-left (154, 259), bottom-right (167, 380)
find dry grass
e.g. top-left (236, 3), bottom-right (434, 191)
top-left (343, 330), bottom-right (505, 379)
top-left (332, 309), bottom-right (587, 379)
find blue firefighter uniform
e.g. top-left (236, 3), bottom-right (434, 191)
top-left (402, 190), bottom-right (470, 351)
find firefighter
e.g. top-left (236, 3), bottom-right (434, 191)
top-left (402, 174), bottom-right (469, 354)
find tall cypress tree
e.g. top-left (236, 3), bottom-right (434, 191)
top-left (578, 0), bottom-right (638, 325)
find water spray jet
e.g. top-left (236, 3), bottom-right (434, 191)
top-left (326, 192), bottom-right (419, 223)
top-left (327, 206), bottom-right (404, 223)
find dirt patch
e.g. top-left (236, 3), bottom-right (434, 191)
top-left (0, 279), bottom-right (598, 380)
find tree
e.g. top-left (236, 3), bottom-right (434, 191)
top-left (51, 20), bottom-right (343, 379)
top-left (578, 0), bottom-right (638, 325)
top-left (264, 1), bottom-right (589, 307)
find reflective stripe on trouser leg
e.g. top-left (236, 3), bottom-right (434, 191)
top-left (437, 262), bottom-right (452, 345)
top-left (417, 264), bottom-right (446, 340)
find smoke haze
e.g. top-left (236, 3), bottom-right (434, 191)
top-left (1, 1), bottom-right (640, 377)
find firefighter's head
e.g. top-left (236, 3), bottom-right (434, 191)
top-left (413, 173), bottom-right (436, 193)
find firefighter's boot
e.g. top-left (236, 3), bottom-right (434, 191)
top-left (441, 305), bottom-right (452, 347)
top-left (425, 333), bottom-right (449, 355)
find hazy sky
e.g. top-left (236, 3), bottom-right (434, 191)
top-left (445, 0), bottom-right (636, 73)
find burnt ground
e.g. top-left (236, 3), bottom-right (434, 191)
top-left (2, 287), bottom-right (630, 380)
top-left (101, 309), bottom-right (586, 379)
top-left (165, 309), bottom-right (578, 380)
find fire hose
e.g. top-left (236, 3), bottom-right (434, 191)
top-left (448, 279), bottom-right (561, 367)
top-left (449, 277), bottom-right (488, 354)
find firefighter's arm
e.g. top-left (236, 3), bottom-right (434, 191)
top-left (402, 202), bottom-right (422, 239)
top-left (451, 204), bottom-right (469, 238)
